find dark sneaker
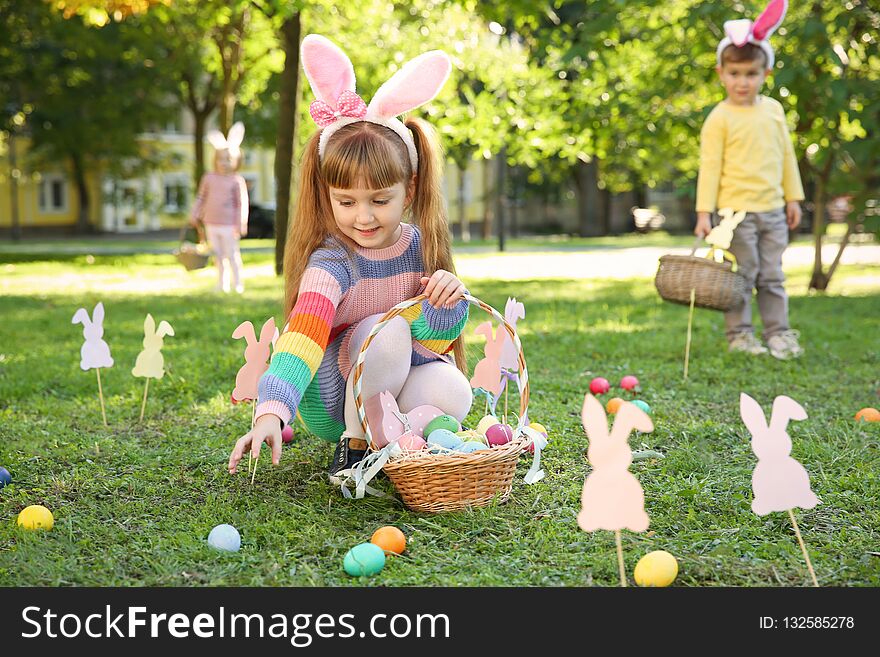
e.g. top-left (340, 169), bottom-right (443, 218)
top-left (328, 435), bottom-right (367, 486)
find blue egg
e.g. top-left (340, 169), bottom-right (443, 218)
top-left (631, 400), bottom-right (652, 415)
top-left (344, 543), bottom-right (386, 577)
top-left (427, 429), bottom-right (463, 451)
top-left (0, 467), bottom-right (11, 489)
top-left (208, 524), bottom-right (241, 552)
top-left (457, 441), bottom-right (487, 454)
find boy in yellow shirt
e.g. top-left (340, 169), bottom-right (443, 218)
top-left (695, 0), bottom-right (805, 360)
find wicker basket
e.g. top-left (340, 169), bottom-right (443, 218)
top-left (654, 238), bottom-right (749, 311)
top-left (174, 225), bottom-right (210, 271)
top-left (352, 294), bottom-right (530, 513)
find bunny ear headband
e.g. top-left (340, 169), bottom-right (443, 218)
top-left (301, 34), bottom-right (452, 172)
top-left (207, 121), bottom-right (246, 161)
top-left (716, 0), bottom-right (788, 69)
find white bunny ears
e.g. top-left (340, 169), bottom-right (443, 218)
top-left (301, 34), bottom-right (452, 172)
top-left (716, 0), bottom-right (788, 69)
top-left (207, 121), bottom-right (245, 162)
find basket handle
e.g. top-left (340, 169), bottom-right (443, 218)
top-left (352, 294), bottom-right (530, 449)
top-left (179, 223), bottom-right (206, 244)
top-left (689, 235), bottom-right (704, 256)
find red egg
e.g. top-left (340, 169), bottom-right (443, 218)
top-left (486, 424), bottom-right (514, 446)
top-left (281, 425), bottom-right (294, 444)
top-left (620, 375), bottom-right (640, 391)
top-left (589, 377), bottom-right (610, 395)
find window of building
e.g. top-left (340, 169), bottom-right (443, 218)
top-left (38, 176), bottom-right (67, 213)
top-left (163, 178), bottom-right (189, 213)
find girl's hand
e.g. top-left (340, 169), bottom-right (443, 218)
top-left (694, 212), bottom-right (712, 237)
top-left (785, 201), bottom-right (802, 230)
top-left (228, 413), bottom-right (283, 474)
top-left (420, 270), bottom-right (466, 309)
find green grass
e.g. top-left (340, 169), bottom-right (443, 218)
top-left (0, 248), bottom-right (878, 586)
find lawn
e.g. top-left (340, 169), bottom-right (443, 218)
top-left (1, 245), bottom-right (878, 586)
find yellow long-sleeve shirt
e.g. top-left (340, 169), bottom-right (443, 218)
top-left (696, 96), bottom-right (804, 213)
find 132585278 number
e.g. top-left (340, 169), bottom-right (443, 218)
top-left (783, 617), bottom-right (854, 629)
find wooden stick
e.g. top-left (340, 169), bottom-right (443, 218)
top-left (247, 452), bottom-right (253, 476)
top-left (250, 452), bottom-right (259, 485)
top-left (251, 399), bottom-right (256, 428)
top-left (615, 530), bottom-right (627, 587)
top-left (139, 378), bottom-right (150, 422)
top-left (788, 509), bottom-right (819, 587)
top-left (504, 383), bottom-right (509, 424)
top-left (96, 368), bottom-right (108, 427)
top-left (684, 288), bottom-right (696, 380)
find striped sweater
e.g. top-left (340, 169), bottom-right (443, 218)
top-left (255, 223), bottom-right (468, 430)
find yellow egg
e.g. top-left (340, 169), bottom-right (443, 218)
top-left (17, 505), bottom-right (54, 531)
top-left (528, 422), bottom-right (548, 435)
top-left (476, 415), bottom-right (500, 435)
top-left (634, 550), bottom-right (678, 587)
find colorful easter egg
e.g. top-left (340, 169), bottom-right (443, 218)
top-left (457, 429), bottom-right (489, 446)
top-left (457, 441), bottom-right (487, 454)
top-left (486, 423), bottom-right (514, 446)
top-left (855, 408), bottom-right (880, 422)
top-left (344, 543), bottom-right (386, 577)
top-left (0, 467), bottom-right (11, 489)
top-left (476, 415), bottom-right (500, 435)
top-left (605, 397), bottom-right (625, 414)
top-left (634, 550), bottom-right (678, 587)
top-left (371, 526), bottom-right (406, 555)
top-left (427, 429), bottom-right (463, 451)
top-left (208, 524), bottom-right (241, 552)
top-left (526, 422), bottom-right (548, 454)
top-left (281, 425), bottom-right (294, 444)
top-left (17, 505), bottom-right (54, 531)
top-left (631, 400), bottom-right (652, 415)
top-left (424, 414), bottom-right (461, 436)
top-left (589, 377), bottom-right (610, 395)
top-left (620, 375), bottom-right (640, 391)
top-left (396, 432), bottom-right (427, 451)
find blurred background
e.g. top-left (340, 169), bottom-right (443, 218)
top-left (1, 0), bottom-right (877, 290)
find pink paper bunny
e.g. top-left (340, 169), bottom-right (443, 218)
top-left (72, 302), bottom-right (114, 371)
top-left (132, 314), bottom-right (174, 380)
top-left (231, 318), bottom-right (276, 403)
top-left (499, 297), bottom-right (525, 371)
top-left (578, 394), bottom-right (654, 533)
top-left (364, 391), bottom-right (443, 448)
top-left (741, 393), bottom-right (819, 516)
top-left (470, 321), bottom-right (505, 397)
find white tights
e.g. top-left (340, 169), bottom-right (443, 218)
top-left (204, 224), bottom-right (243, 292)
top-left (342, 314), bottom-right (473, 439)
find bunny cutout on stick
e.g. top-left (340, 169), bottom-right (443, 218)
top-left (301, 34), bottom-right (451, 173)
top-left (132, 314), bottom-right (175, 421)
top-left (232, 318), bottom-right (276, 404)
top-left (72, 302), bottom-right (114, 426)
top-left (741, 393), bottom-right (820, 586)
top-left (470, 321), bottom-right (505, 399)
top-left (716, 0), bottom-right (788, 69)
top-left (207, 121), bottom-right (245, 165)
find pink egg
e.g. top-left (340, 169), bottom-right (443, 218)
top-left (620, 375), bottom-right (639, 391)
top-left (486, 424), bottom-right (514, 446)
top-left (281, 425), bottom-right (294, 444)
top-left (406, 405), bottom-right (445, 438)
top-left (589, 377), bottom-right (610, 395)
top-left (396, 432), bottom-right (427, 451)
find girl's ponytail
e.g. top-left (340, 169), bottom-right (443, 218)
top-left (406, 117), bottom-right (468, 376)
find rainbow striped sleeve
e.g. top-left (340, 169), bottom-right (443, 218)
top-left (401, 297), bottom-right (469, 359)
top-left (255, 257), bottom-right (350, 426)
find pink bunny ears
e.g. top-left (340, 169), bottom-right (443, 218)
top-left (716, 0), bottom-right (788, 69)
top-left (300, 34), bottom-right (452, 172)
top-left (207, 121), bottom-right (245, 162)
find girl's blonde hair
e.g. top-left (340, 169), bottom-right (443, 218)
top-left (283, 118), bottom-right (466, 373)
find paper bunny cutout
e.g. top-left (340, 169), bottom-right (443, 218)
top-left (716, 0), bottom-right (788, 69)
top-left (207, 121), bottom-right (245, 163)
top-left (231, 318), bottom-right (276, 403)
top-left (470, 321), bottom-right (505, 398)
top-left (364, 391), bottom-right (443, 448)
top-left (72, 302), bottom-right (114, 371)
top-left (741, 393), bottom-right (819, 516)
top-left (705, 208), bottom-right (747, 251)
top-left (578, 394), bottom-right (654, 533)
top-left (132, 314), bottom-right (174, 379)
top-left (499, 297), bottom-right (525, 371)
top-left (301, 34), bottom-right (451, 172)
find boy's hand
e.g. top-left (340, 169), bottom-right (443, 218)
top-left (786, 201), bottom-right (802, 230)
top-left (694, 213), bottom-right (712, 238)
top-left (420, 270), bottom-right (466, 309)
top-left (228, 414), bottom-right (283, 474)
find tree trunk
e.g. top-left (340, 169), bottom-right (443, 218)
top-left (600, 188), bottom-right (611, 235)
top-left (193, 110), bottom-right (208, 189)
top-left (71, 152), bottom-right (91, 233)
top-left (481, 157), bottom-right (492, 240)
top-left (495, 148), bottom-right (506, 251)
top-left (809, 177), bottom-right (828, 291)
top-left (573, 159), bottom-right (600, 237)
top-left (274, 12), bottom-right (302, 275)
top-left (457, 163), bottom-right (469, 242)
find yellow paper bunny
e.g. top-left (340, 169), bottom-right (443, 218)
top-left (132, 314), bottom-right (175, 379)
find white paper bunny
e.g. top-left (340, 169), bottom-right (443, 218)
top-left (72, 302), bottom-right (114, 370)
top-left (578, 394), bottom-right (654, 533)
top-left (132, 314), bottom-right (175, 380)
top-left (207, 121), bottom-right (245, 164)
top-left (741, 393), bottom-right (819, 516)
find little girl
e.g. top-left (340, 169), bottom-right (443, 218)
top-left (227, 35), bottom-right (473, 482)
top-left (190, 122), bottom-right (249, 294)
